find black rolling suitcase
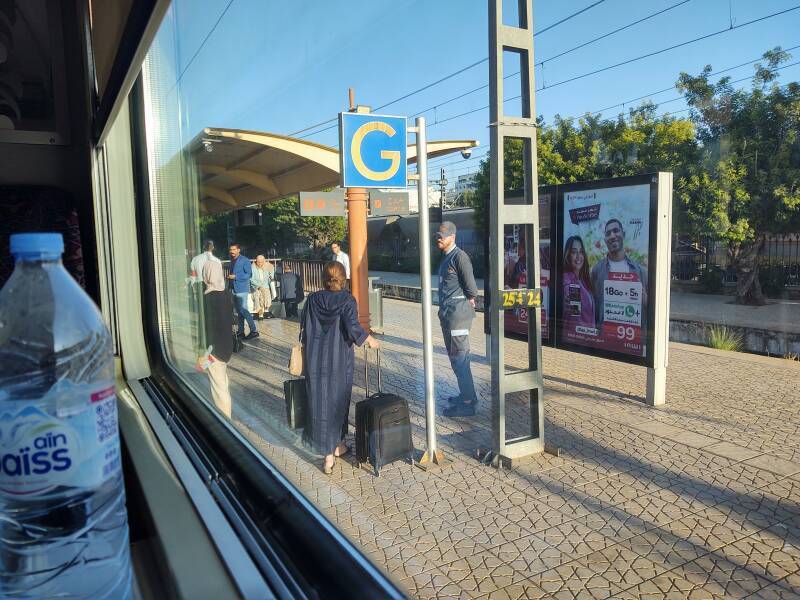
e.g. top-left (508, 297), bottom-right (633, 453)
top-left (356, 348), bottom-right (414, 476)
top-left (284, 378), bottom-right (307, 429)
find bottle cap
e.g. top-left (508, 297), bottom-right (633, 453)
top-left (10, 233), bottom-right (64, 257)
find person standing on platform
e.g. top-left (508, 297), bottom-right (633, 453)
top-left (280, 262), bottom-right (304, 318)
top-left (331, 242), bottom-right (350, 283)
top-left (251, 254), bottom-right (274, 320)
top-left (200, 260), bottom-right (233, 417)
top-left (190, 240), bottom-right (220, 285)
top-left (228, 243), bottom-right (259, 339)
top-left (435, 221), bottom-right (479, 417)
top-left (301, 261), bottom-right (380, 474)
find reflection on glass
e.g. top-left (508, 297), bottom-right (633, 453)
top-left (134, 1), bottom-right (799, 596)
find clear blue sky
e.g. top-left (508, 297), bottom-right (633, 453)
top-left (167, 0), bottom-right (800, 181)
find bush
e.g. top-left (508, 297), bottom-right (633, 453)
top-left (759, 264), bottom-right (788, 297)
top-left (706, 325), bottom-right (742, 352)
top-left (698, 267), bottom-right (723, 294)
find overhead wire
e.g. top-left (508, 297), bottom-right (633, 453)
top-left (414, 0), bottom-right (696, 120)
top-left (538, 0), bottom-right (692, 66)
top-left (427, 59), bottom-right (800, 183)
top-left (588, 43), bottom-right (800, 115)
top-left (590, 59), bottom-right (800, 124)
top-left (301, 0), bottom-right (800, 151)
top-left (541, 5), bottom-right (800, 90)
top-left (288, 0), bottom-right (613, 138)
top-left (171, 0), bottom-right (237, 92)
top-left (425, 6), bottom-right (800, 130)
top-left (534, 1), bottom-right (606, 36)
top-left (299, 5), bottom-right (797, 141)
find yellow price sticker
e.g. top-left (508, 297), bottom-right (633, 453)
top-left (499, 288), bottom-right (542, 309)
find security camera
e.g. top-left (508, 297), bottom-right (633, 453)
top-left (461, 148), bottom-right (472, 159)
top-left (203, 140), bottom-right (214, 153)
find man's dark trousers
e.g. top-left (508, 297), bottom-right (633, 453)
top-left (441, 325), bottom-right (477, 403)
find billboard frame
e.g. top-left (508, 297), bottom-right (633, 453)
top-left (553, 172), bottom-right (667, 369)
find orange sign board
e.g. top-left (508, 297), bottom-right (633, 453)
top-left (298, 190), bottom-right (347, 217)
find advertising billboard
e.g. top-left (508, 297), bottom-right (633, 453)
top-left (554, 174), bottom-right (660, 366)
top-left (501, 188), bottom-right (553, 342)
top-left (487, 174), bottom-right (667, 369)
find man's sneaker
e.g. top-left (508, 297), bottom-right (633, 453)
top-left (236, 331), bottom-right (246, 338)
top-left (443, 402), bottom-right (476, 417)
top-left (446, 395), bottom-right (462, 405)
top-left (244, 331), bottom-right (260, 340)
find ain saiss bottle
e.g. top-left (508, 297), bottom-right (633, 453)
top-left (0, 233), bottom-right (132, 599)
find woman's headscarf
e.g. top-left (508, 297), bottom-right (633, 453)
top-left (203, 259), bottom-right (226, 294)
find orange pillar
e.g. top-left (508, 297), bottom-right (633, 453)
top-left (346, 186), bottom-right (371, 331)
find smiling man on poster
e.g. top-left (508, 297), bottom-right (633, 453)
top-left (590, 218), bottom-right (648, 344)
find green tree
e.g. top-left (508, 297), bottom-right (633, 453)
top-left (198, 213), bottom-right (229, 249)
top-left (261, 195), bottom-right (347, 256)
top-left (199, 194), bottom-right (347, 258)
top-left (470, 107), bottom-right (699, 240)
top-left (676, 48), bottom-right (800, 304)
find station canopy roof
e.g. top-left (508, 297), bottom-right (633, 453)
top-left (193, 127), bottom-right (480, 215)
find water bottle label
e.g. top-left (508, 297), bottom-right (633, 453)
top-left (0, 384), bottom-right (121, 497)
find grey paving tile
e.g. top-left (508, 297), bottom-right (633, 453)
top-left (223, 300), bottom-right (800, 598)
top-left (744, 455), bottom-right (800, 478)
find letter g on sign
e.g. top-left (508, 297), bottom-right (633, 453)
top-left (350, 121), bottom-right (401, 182)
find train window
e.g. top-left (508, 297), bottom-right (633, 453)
top-left (130, 1), bottom-right (800, 597)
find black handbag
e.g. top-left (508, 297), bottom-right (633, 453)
top-left (284, 378), bottom-right (308, 429)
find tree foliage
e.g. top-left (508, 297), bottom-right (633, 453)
top-left (676, 47), bottom-right (800, 304)
top-left (471, 106), bottom-right (699, 239)
top-left (199, 195), bottom-right (347, 258)
top-left (470, 47), bottom-right (800, 304)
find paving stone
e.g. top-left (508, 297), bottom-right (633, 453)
top-left (215, 299), bottom-right (800, 598)
top-left (744, 455), bottom-right (800, 478)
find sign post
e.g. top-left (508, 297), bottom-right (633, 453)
top-left (340, 103), bottom-right (408, 331)
top-left (410, 117), bottom-right (443, 469)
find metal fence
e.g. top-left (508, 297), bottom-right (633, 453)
top-left (672, 234), bottom-right (800, 288)
top-left (219, 257), bottom-right (328, 294)
top-left (281, 258), bottom-right (326, 293)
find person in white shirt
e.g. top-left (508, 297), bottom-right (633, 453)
top-left (190, 240), bottom-right (221, 286)
top-left (331, 242), bottom-right (350, 280)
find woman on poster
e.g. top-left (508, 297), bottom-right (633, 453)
top-left (561, 236), bottom-right (596, 334)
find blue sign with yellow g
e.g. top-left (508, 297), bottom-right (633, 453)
top-left (339, 112), bottom-right (407, 189)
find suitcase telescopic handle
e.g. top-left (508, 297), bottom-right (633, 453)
top-left (364, 346), bottom-right (382, 398)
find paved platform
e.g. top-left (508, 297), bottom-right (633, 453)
top-left (186, 298), bottom-right (800, 599)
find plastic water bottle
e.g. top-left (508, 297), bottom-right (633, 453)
top-left (0, 233), bottom-right (132, 599)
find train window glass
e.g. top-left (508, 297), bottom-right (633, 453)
top-left (136, 1), bottom-right (799, 596)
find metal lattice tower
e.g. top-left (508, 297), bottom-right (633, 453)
top-left (487, 0), bottom-right (545, 466)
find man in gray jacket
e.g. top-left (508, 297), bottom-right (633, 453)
top-left (436, 221), bottom-right (480, 417)
top-left (590, 218), bottom-right (648, 331)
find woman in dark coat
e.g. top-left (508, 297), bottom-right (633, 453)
top-left (301, 262), bottom-right (379, 473)
top-left (202, 260), bottom-right (234, 417)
